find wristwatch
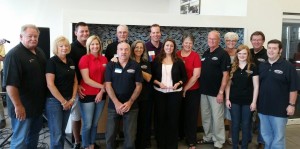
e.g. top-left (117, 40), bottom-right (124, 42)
top-left (289, 103), bottom-right (296, 107)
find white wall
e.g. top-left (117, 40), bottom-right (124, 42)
top-left (0, 0), bottom-right (300, 51)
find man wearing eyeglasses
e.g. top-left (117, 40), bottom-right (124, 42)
top-left (249, 31), bottom-right (268, 149)
top-left (250, 31), bottom-right (268, 66)
top-left (104, 24), bottom-right (131, 61)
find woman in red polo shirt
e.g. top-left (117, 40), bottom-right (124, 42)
top-left (176, 33), bottom-right (201, 149)
top-left (78, 35), bottom-right (107, 149)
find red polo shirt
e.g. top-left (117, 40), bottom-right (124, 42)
top-left (79, 54), bottom-right (108, 95)
top-left (177, 50), bottom-right (201, 90)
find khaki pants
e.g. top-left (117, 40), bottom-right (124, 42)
top-left (201, 94), bottom-right (225, 148)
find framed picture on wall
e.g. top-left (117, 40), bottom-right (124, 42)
top-left (180, 0), bottom-right (200, 14)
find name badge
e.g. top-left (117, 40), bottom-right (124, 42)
top-left (114, 68), bottom-right (122, 73)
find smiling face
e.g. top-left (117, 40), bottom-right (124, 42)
top-left (182, 37), bottom-right (193, 52)
top-left (117, 42), bottom-right (131, 61)
top-left (117, 26), bottom-right (129, 42)
top-left (225, 39), bottom-right (237, 49)
top-left (20, 27), bottom-right (39, 50)
top-left (134, 42), bottom-right (144, 58)
top-left (57, 41), bottom-right (70, 57)
top-left (89, 39), bottom-right (101, 55)
top-left (164, 41), bottom-right (175, 55)
top-left (267, 43), bottom-right (282, 61)
top-left (207, 31), bottom-right (220, 50)
top-left (75, 25), bottom-right (90, 44)
top-left (237, 49), bottom-right (248, 62)
top-left (150, 26), bottom-right (161, 42)
top-left (251, 35), bottom-right (264, 51)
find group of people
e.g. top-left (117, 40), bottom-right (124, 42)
top-left (1, 22), bottom-right (299, 149)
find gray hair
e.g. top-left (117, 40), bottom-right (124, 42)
top-left (224, 32), bottom-right (239, 41)
top-left (21, 24), bottom-right (40, 35)
top-left (117, 24), bottom-right (129, 32)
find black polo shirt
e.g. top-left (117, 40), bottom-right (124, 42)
top-left (46, 56), bottom-right (76, 98)
top-left (104, 41), bottom-right (132, 61)
top-left (105, 59), bottom-right (143, 109)
top-left (229, 64), bottom-right (258, 105)
top-left (250, 47), bottom-right (268, 67)
top-left (145, 41), bottom-right (162, 56)
top-left (137, 60), bottom-right (151, 102)
top-left (258, 58), bottom-right (300, 117)
top-left (67, 40), bottom-right (87, 82)
top-left (3, 43), bottom-right (47, 118)
top-left (199, 46), bottom-right (231, 96)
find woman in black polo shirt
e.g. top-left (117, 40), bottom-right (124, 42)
top-left (225, 45), bottom-right (259, 149)
top-left (129, 40), bottom-right (152, 149)
top-left (152, 38), bottom-right (187, 149)
top-left (45, 36), bottom-right (78, 149)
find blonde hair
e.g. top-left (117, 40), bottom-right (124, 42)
top-left (230, 45), bottom-right (253, 78)
top-left (86, 35), bottom-right (102, 54)
top-left (52, 36), bottom-right (71, 55)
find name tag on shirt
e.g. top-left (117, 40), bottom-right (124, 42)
top-left (114, 68), bottom-right (122, 73)
top-left (148, 51), bottom-right (155, 62)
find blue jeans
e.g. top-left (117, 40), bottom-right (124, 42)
top-left (249, 112), bottom-right (264, 144)
top-left (230, 104), bottom-right (251, 149)
top-left (10, 115), bottom-right (43, 149)
top-left (106, 108), bottom-right (138, 149)
top-left (258, 113), bottom-right (287, 149)
top-left (45, 97), bottom-right (71, 149)
top-left (79, 100), bottom-right (105, 148)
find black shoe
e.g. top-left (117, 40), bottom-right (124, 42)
top-left (94, 143), bottom-right (100, 149)
top-left (239, 140), bottom-right (252, 145)
top-left (0, 119), bottom-right (6, 129)
top-left (145, 141), bottom-right (151, 148)
top-left (257, 143), bottom-right (264, 149)
top-left (73, 143), bottom-right (81, 149)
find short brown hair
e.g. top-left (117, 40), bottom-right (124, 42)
top-left (250, 31), bottom-right (265, 41)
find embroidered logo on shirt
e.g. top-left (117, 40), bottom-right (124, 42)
top-left (201, 58), bottom-right (205, 61)
top-left (70, 66), bottom-right (75, 69)
top-left (29, 59), bottom-right (35, 63)
top-left (141, 65), bottom-right (147, 69)
top-left (212, 57), bottom-right (218, 60)
top-left (274, 70), bottom-right (283, 74)
top-left (257, 58), bottom-right (265, 62)
top-left (127, 69), bottom-right (135, 73)
top-left (245, 70), bottom-right (253, 74)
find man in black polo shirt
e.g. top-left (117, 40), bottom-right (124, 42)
top-left (258, 39), bottom-right (300, 149)
top-left (250, 31), bottom-right (268, 66)
top-left (105, 24), bottom-right (131, 61)
top-left (67, 22), bottom-right (90, 149)
top-left (2, 24), bottom-right (47, 148)
top-left (249, 31), bottom-right (267, 148)
top-left (145, 24), bottom-right (163, 62)
top-left (199, 30), bottom-right (231, 149)
top-left (105, 42), bottom-right (142, 149)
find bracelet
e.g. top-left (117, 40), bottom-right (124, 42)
top-left (61, 101), bottom-right (67, 106)
top-left (70, 98), bottom-right (75, 102)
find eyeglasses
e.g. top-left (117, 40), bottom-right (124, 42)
top-left (226, 40), bottom-right (237, 43)
top-left (251, 39), bottom-right (263, 42)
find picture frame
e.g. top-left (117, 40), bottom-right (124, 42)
top-left (180, 0), bottom-right (200, 14)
